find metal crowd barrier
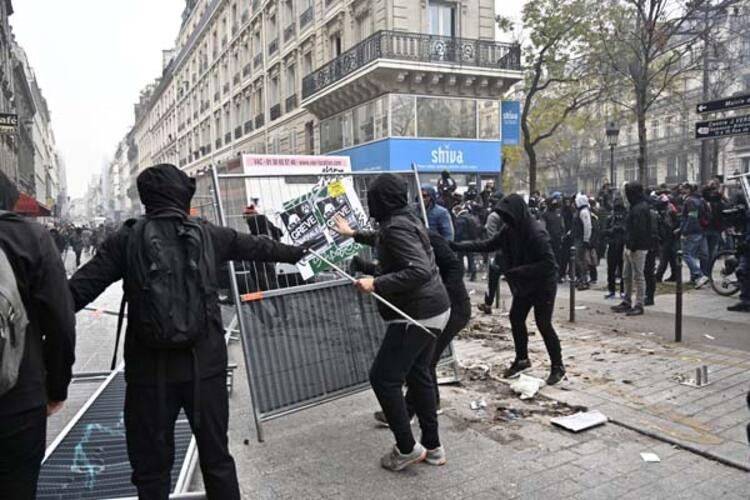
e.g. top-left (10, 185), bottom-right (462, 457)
top-left (205, 164), bottom-right (461, 442)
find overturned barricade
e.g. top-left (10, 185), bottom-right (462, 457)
top-left (202, 154), bottom-right (460, 442)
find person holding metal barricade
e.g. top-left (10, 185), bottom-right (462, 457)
top-left (334, 215), bottom-right (470, 424)
top-left (333, 173), bottom-right (451, 472)
top-left (450, 194), bottom-right (566, 386)
top-left (68, 164), bottom-right (311, 500)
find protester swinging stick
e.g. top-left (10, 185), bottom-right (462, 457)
top-left (307, 248), bottom-right (437, 339)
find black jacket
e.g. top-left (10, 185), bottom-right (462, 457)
top-left (625, 183), bottom-right (655, 251)
top-left (605, 206), bottom-right (627, 246)
top-left (355, 230), bottom-right (468, 308)
top-left (0, 212), bottom-right (76, 416)
top-left (68, 165), bottom-right (304, 384)
top-left (452, 194), bottom-right (558, 297)
top-left (541, 209), bottom-right (564, 242)
top-left (356, 173), bottom-right (449, 321)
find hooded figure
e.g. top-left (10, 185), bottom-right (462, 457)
top-left (420, 184), bottom-right (454, 241)
top-left (0, 169), bottom-right (19, 211)
top-left (451, 194), bottom-right (565, 385)
top-left (343, 173), bottom-right (451, 471)
top-left (572, 193), bottom-right (593, 289)
top-left (68, 163), bottom-right (307, 499)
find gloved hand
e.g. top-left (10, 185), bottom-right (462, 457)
top-left (299, 239), bottom-right (317, 257)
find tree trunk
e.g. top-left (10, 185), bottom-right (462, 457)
top-left (636, 106), bottom-right (647, 184)
top-left (522, 113), bottom-right (536, 193)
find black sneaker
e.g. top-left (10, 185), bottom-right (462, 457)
top-left (576, 283), bottom-right (590, 291)
top-left (727, 302), bottom-right (750, 313)
top-left (502, 359), bottom-right (531, 379)
top-left (604, 292), bottom-right (616, 300)
top-left (644, 298), bottom-right (654, 306)
top-left (546, 365), bottom-right (566, 386)
top-left (477, 303), bottom-right (493, 315)
top-left (611, 302), bottom-right (631, 313)
top-left (626, 305), bottom-right (644, 316)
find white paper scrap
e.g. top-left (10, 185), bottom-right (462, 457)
top-left (640, 452), bottom-right (661, 463)
top-left (550, 410), bottom-right (608, 433)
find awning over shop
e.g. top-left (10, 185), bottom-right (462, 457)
top-left (14, 192), bottom-right (51, 217)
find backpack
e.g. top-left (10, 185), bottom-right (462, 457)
top-left (0, 212), bottom-right (29, 397)
top-left (111, 216), bottom-right (213, 369)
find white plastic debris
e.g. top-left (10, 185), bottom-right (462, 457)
top-left (510, 374), bottom-right (546, 400)
top-left (469, 399), bottom-right (487, 411)
top-left (574, 305), bottom-right (588, 310)
top-left (551, 410), bottom-right (608, 433)
top-left (640, 452), bottom-right (661, 463)
top-left (703, 334), bottom-right (715, 340)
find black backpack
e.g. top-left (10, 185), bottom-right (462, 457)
top-left (111, 216), bottom-right (213, 369)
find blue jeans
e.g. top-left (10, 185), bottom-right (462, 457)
top-left (683, 234), bottom-right (707, 282)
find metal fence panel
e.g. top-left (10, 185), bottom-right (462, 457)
top-left (203, 164), bottom-right (460, 440)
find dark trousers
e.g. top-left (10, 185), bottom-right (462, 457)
top-left (656, 240), bottom-right (678, 281)
top-left (607, 241), bottom-right (624, 294)
top-left (125, 375), bottom-right (240, 500)
top-left (458, 252), bottom-right (476, 280)
top-left (645, 248), bottom-right (657, 302)
top-left (407, 298), bottom-right (471, 412)
top-left (486, 255), bottom-right (502, 305)
top-left (0, 406), bottom-right (46, 500)
top-left (370, 323), bottom-right (439, 454)
top-left (74, 249), bottom-right (82, 267)
top-left (705, 231), bottom-right (722, 274)
top-left (509, 284), bottom-right (563, 366)
top-left (550, 238), bottom-right (564, 277)
top-left (574, 241), bottom-right (589, 284)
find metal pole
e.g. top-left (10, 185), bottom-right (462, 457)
top-left (675, 249), bottom-right (683, 343)
top-left (610, 145), bottom-right (615, 186)
top-left (210, 163), bottom-right (266, 443)
top-left (413, 163), bottom-right (430, 228)
top-left (307, 248), bottom-right (437, 339)
top-left (569, 245), bottom-right (576, 323)
top-left (699, 4), bottom-right (710, 185)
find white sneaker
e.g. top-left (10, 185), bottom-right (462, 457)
top-left (695, 276), bottom-right (710, 289)
top-left (380, 443), bottom-right (427, 471)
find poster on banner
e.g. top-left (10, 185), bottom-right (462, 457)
top-left (279, 178), bottom-right (368, 279)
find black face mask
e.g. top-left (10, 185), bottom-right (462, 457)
top-left (500, 211), bottom-right (514, 227)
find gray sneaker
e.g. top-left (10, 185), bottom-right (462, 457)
top-left (380, 443), bottom-right (427, 471)
top-left (695, 276), bottom-right (710, 289)
top-left (425, 446), bottom-right (447, 466)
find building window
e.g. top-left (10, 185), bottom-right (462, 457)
top-left (353, 102), bottom-right (374, 145)
top-left (286, 65), bottom-right (296, 97)
top-left (320, 115), bottom-right (343, 152)
top-left (429, 1), bottom-right (456, 37)
top-left (356, 12), bottom-right (373, 42)
top-left (417, 97), bottom-right (476, 139)
top-left (303, 51), bottom-right (313, 76)
top-left (391, 94), bottom-right (416, 137)
top-left (478, 100), bottom-right (499, 139)
top-left (742, 157), bottom-right (750, 173)
top-left (330, 33), bottom-right (342, 58)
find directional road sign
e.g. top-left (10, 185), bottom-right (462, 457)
top-left (695, 114), bottom-right (750, 140)
top-left (696, 94), bottom-right (750, 114)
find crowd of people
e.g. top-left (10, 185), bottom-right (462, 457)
top-left (1, 163), bottom-right (748, 499)
top-left (47, 223), bottom-right (115, 271)
top-left (430, 171), bottom-right (749, 316)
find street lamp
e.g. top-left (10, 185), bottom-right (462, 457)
top-left (605, 121), bottom-right (620, 186)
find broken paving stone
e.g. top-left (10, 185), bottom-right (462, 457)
top-left (470, 399), bottom-right (487, 411)
top-left (550, 410), bottom-right (608, 433)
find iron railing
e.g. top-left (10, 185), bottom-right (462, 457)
top-left (300, 6), bottom-right (314, 28)
top-left (255, 113), bottom-right (265, 128)
top-left (268, 38), bottom-right (279, 56)
top-left (270, 103), bottom-right (282, 121)
top-left (302, 30), bottom-right (522, 99)
top-left (285, 94), bottom-right (297, 112)
top-left (244, 120), bottom-right (253, 134)
top-left (284, 24), bottom-right (296, 42)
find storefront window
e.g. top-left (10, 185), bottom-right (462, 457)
top-left (391, 94), bottom-right (416, 137)
top-left (353, 103), bottom-right (374, 145)
top-left (320, 114), bottom-right (343, 153)
top-left (417, 97), bottom-right (476, 139)
top-left (478, 100), bottom-right (499, 139)
top-left (374, 96), bottom-right (388, 139)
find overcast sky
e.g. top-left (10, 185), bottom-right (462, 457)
top-left (12, 0), bottom-right (184, 198)
top-left (11, 1), bottom-right (523, 199)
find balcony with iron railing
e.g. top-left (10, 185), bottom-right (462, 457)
top-left (302, 30), bottom-right (522, 100)
top-left (285, 94), bottom-right (297, 112)
top-left (284, 24), bottom-right (296, 43)
top-left (270, 103), bottom-right (282, 121)
top-left (300, 6), bottom-right (314, 29)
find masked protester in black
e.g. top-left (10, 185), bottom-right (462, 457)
top-left (68, 164), bottom-right (309, 500)
top-left (451, 194), bottom-right (565, 385)
top-left (339, 173), bottom-right (451, 472)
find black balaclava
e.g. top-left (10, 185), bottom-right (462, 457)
top-left (137, 163), bottom-right (196, 216)
top-left (624, 181), bottom-right (645, 208)
top-left (0, 169), bottom-right (19, 211)
top-left (495, 193), bottom-right (534, 268)
top-left (367, 173), bottom-right (408, 222)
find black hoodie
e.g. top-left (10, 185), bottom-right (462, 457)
top-left (452, 194), bottom-right (558, 297)
top-left (354, 173), bottom-right (450, 321)
top-left (69, 164), bottom-right (305, 384)
top-left (624, 182), bottom-right (655, 251)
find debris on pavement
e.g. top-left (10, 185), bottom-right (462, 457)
top-left (676, 366), bottom-right (711, 387)
top-left (550, 410), bottom-right (608, 433)
top-left (703, 334), bottom-right (715, 340)
top-left (640, 452), bottom-right (661, 463)
top-left (510, 374), bottom-right (546, 400)
top-left (470, 399), bottom-right (487, 411)
top-left (574, 305), bottom-right (588, 310)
